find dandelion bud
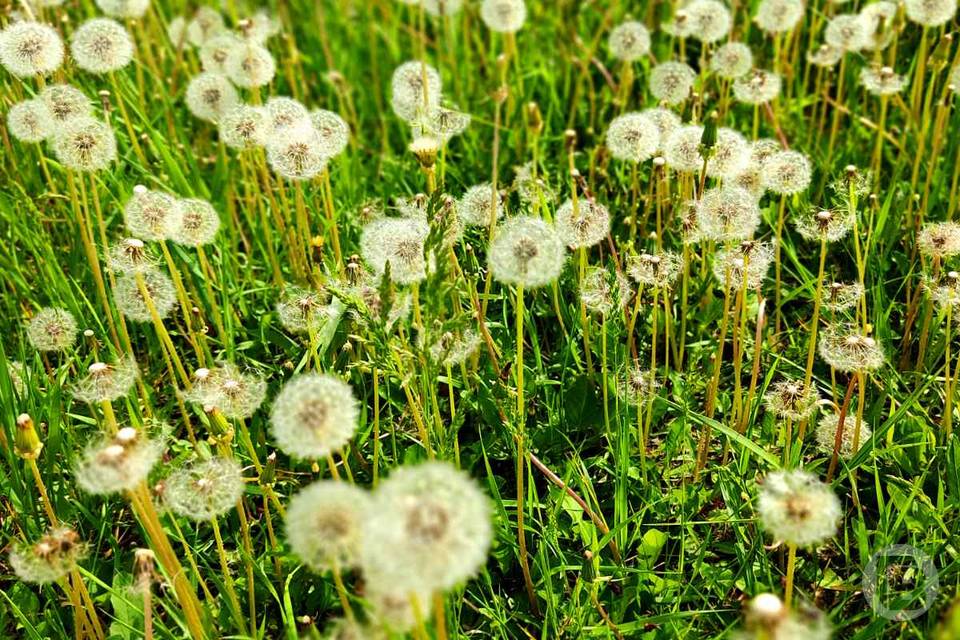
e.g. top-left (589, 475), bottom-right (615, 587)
top-left (525, 101), bottom-right (543, 134)
top-left (10, 528), bottom-right (86, 584)
top-left (41, 84), bottom-right (92, 124)
top-left (733, 69), bottom-right (782, 104)
top-left (224, 41), bottom-right (276, 88)
top-left (124, 188), bottom-right (184, 241)
top-left (905, 0), bottom-right (957, 26)
top-left (815, 412), bottom-right (871, 458)
top-left (555, 198), bottom-right (611, 248)
top-left (26, 307), bottom-right (78, 352)
top-left (7, 99), bottom-right (54, 143)
top-left (818, 323), bottom-right (885, 372)
top-left (488, 216), bottom-right (566, 287)
top-left (649, 61), bottom-right (696, 105)
top-left (115, 268), bottom-right (177, 322)
top-left (270, 373), bottom-right (359, 459)
top-left (0, 21), bottom-right (64, 78)
top-left (754, 0), bottom-right (804, 33)
top-left (172, 198), bottom-right (220, 246)
top-left (164, 456), bottom-right (245, 520)
top-left (71, 18), bottom-right (134, 74)
top-left (72, 357), bottom-right (138, 403)
top-left (390, 60), bottom-right (442, 122)
top-left (764, 379), bottom-right (820, 422)
top-left (310, 109), bottom-right (350, 158)
top-left (285, 480), bottom-right (369, 571)
top-left (757, 470), bottom-right (841, 546)
top-left (15, 413), bottom-right (42, 459)
top-left (457, 183), bottom-right (503, 226)
top-left (76, 426), bottom-right (164, 495)
top-left (96, 0), bottom-right (150, 20)
top-left (409, 135), bottom-right (439, 169)
top-left (52, 117), bottom-right (117, 172)
top-left (480, 0), bottom-right (527, 32)
top-left (606, 112), bottom-right (660, 163)
top-left (186, 6), bottom-right (226, 47)
top-left (710, 42), bottom-right (753, 79)
top-left (608, 21), bottom-right (651, 61)
top-left (360, 461), bottom-right (492, 593)
top-left (185, 362), bottom-right (266, 420)
top-left (185, 71), bottom-right (238, 122)
top-left (761, 150), bottom-right (812, 195)
top-left (267, 128), bottom-right (328, 180)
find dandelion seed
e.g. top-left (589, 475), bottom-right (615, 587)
top-left (807, 42), bottom-right (844, 67)
top-left (171, 198), bottom-right (220, 246)
top-left (606, 112), bottom-right (660, 163)
top-left (360, 461), bottom-right (492, 593)
top-left (650, 61), bottom-right (696, 105)
top-left (0, 21), bottom-right (64, 78)
top-left (818, 323), bottom-right (885, 372)
top-left (267, 128), bottom-right (328, 180)
top-left (707, 128), bottom-right (751, 179)
top-left (555, 199), bottom-right (610, 249)
top-left (794, 207), bottom-right (854, 242)
top-left (457, 183), bottom-right (503, 227)
top-left (761, 150), bottom-right (812, 195)
top-left (822, 281), bottom-right (863, 311)
top-left (684, 0), bottom-right (733, 43)
top-left (219, 104), bottom-right (270, 149)
top-left (124, 186), bottom-right (185, 241)
top-left (285, 480), bottom-right (368, 571)
top-left (7, 99), bottom-right (54, 143)
top-left (918, 221), bottom-right (960, 259)
top-left (360, 217), bottom-right (430, 284)
top-left (390, 60), bottom-right (442, 122)
top-left (815, 412), bottom-right (871, 458)
top-left (71, 18), bottom-right (134, 74)
top-left (165, 456), bottom-right (244, 521)
top-left (663, 124), bottom-right (705, 173)
top-left (95, 0), bottom-right (149, 19)
top-left (754, 0), bottom-right (805, 34)
top-left (429, 328), bottom-right (483, 366)
top-left (186, 6), bottom-right (226, 47)
top-left (489, 217), bottom-right (567, 287)
top-left (615, 364), bottom-right (660, 406)
top-left (185, 71), bottom-right (239, 122)
top-left (757, 470), bottom-right (841, 546)
top-left (186, 362), bottom-right (266, 420)
top-left (76, 426), bottom-right (165, 495)
top-left (40, 84), bottom-right (91, 124)
top-left (710, 42), bottom-right (754, 79)
top-left (698, 186), bottom-right (762, 242)
top-left (627, 251), bottom-right (681, 289)
top-left (904, 0), bottom-right (957, 26)
top-left (199, 33), bottom-right (240, 74)
top-left (115, 268), bottom-right (177, 322)
top-left (310, 109), bottom-right (350, 158)
top-left (608, 21), bottom-right (651, 61)
top-left (712, 240), bottom-right (775, 290)
top-left (26, 307), bottom-right (78, 352)
top-left (824, 14), bottom-right (870, 51)
top-left (225, 41), bottom-right (276, 88)
top-left (480, 0), bottom-right (527, 32)
top-left (764, 379), bottom-right (820, 421)
top-left (52, 117), bottom-right (117, 172)
top-left (859, 65), bottom-right (906, 95)
top-left (72, 357), bottom-right (139, 403)
top-left (108, 237), bottom-right (155, 274)
top-left (270, 373), bottom-right (359, 459)
top-left (10, 528), bottom-right (86, 584)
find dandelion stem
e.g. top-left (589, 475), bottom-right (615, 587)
top-left (210, 517), bottom-right (246, 635)
top-left (784, 543), bottom-right (798, 608)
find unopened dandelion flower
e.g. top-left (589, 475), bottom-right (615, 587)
top-left (95, 0), bottom-right (149, 19)
top-left (52, 117), bottom-right (117, 172)
top-left (808, 42), bottom-right (844, 67)
top-left (555, 199), bottom-right (610, 248)
top-left (108, 237), bottom-right (155, 274)
top-left (650, 61), bottom-right (696, 105)
top-left (757, 470), bottom-right (841, 546)
top-left (489, 217), bottom-right (566, 287)
top-left (76, 426), bottom-right (164, 495)
top-left (285, 480), bottom-right (368, 571)
top-left (225, 41), bottom-right (276, 88)
top-left (220, 105), bottom-right (270, 149)
top-left (754, 0), bottom-right (804, 33)
top-left (458, 183), bottom-right (503, 226)
top-left (267, 128), bottom-right (328, 180)
top-left (823, 281), bottom-right (863, 311)
top-left (361, 461), bottom-right (491, 593)
top-left (115, 268), bottom-right (177, 322)
top-left (172, 198), bottom-right (220, 246)
top-left (185, 71), bottom-right (238, 122)
top-left (606, 112), bottom-right (660, 163)
top-left (764, 379), bottom-right (819, 421)
top-left (480, 0), bottom-right (527, 32)
top-left (10, 528), bottom-right (86, 584)
top-left (685, 0), bottom-right (733, 43)
top-left (707, 128), bottom-right (750, 179)
top-left (762, 150), bottom-right (812, 194)
top-left (276, 286), bottom-right (332, 334)
top-left (608, 21), bottom-right (651, 61)
top-left (818, 323), bottom-right (885, 372)
top-left (627, 251), bottom-right (681, 289)
top-left (0, 21), bottom-right (64, 78)
top-left (698, 186), bottom-right (762, 242)
top-left (7, 99), bottom-right (54, 143)
top-left (824, 14), bottom-right (870, 51)
top-left (815, 412), bottom-right (871, 458)
top-left (270, 373), bottom-right (359, 459)
top-left (165, 456), bottom-right (244, 521)
top-left (26, 307), bottom-right (78, 352)
top-left (360, 217), bottom-right (429, 284)
top-left (615, 364), bottom-right (660, 406)
top-left (200, 33), bottom-right (240, 73)
top-left (71, 18), bottom-right (134, 74)
top-left (72, 357), bottom-right (139, 403)
top-left (390, 60), bottom-right (442, 122)
top-left (664, 124), bottom-right (705, 173)
top-left (713, 241), bottom-right (775, 290)
top-left (795, 207), bottom-right (854, 242)
top-left (733, 69), bottom-right (782, 104)
top-left (124, 187), bottom-right (184, 241)
top-left (918, 221), bottom-right (960, 259)
top-left (310, 109), bottom-right (350, 158)
top-left (710, 42), bottom-right (753, 79)
top-left (186, 6), bottom-right (225, 47)
top-left (40, 84), bottom-right (91, 124)
top-left (429, 328), bottom-right (482, 366)
top-left (412, 104), bottom-right (471, 144)
top-left (860, 65), bottom-right (906, 95)
top-left (904, 0), bottom-right (957, 26)
top-left (266, 96), bottom-right (311, 133)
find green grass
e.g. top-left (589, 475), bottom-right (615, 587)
top-left (1, 0), bottom-right (960, 638)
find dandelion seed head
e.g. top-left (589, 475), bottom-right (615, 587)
top-left (815, 412), bottom-right (871, 458)
top-left (754, 0), bottom-right (805, 33)
top-left (310, 109), bottom-right (350, 158)
top-left (608, 21), bottom-right (651, 61)
top-left (7, 99), bottom-right (54, 143)
top-left (323, 618), bottom-right (387, 640)
top-left (40, 84), bottom-right (91, 124)
top-left (457, 183), bottom-right (503, 227)
top-left (8, 361), bottom-right (26, 396)
top-left (186, 6), bottom-right (226, 47)
top-left (411, 104), bottom-right (471, 144)
top-left (185, 71), bottom-right (239, 122)
top-left (10, 528), bottom-right (86, 584)
top-left (26, 307), bottom-right (78, 352)
top-left (627, 251), bottom-right (681, 288)
top-left (186, 362), bottom-right (266, 419)
top-left (124, 188), bottom-right (184, 241)
top-left (710, 41), bottom-right (754, 78)
top-left (698, 186), bottom-right (762, 242)
top-left (615, 364), bottom-right (660, 406)
top-left (556, 199), bottom-right (610, 248)
top-left (860, 65), bottom-right (906, 95)
top-left (164, 457), bottom-right (244, 521)
top-left (0, 21), bottom-right (64, 78)
top-left (367, 585), bottom-right (430, 633)
top-left (761, 150), bottom-right (812, 194)
top-left (429, 328), bottom-right (482, 366)
top-left (904, 0), bottom-right (957, 26)
top-left (108, 237), bottom-right (155, 274)
top-left (286, 480), bottom-right (368, 572)
top-left (199, 33), bottom-right (240, 73)
top-left (795, 207), bottom-right (854, 242)
top-left (650, 61), bottom-right (696, 105)
top-left (265, 96), bottom-right (311, 133)
top-left (663, 124), bottom-right (705, 173)
top-left (859, 1), bottom-right (898, 49)
top-left (172, 198), bottom-right (220, 246)
top-left (360, 217), bottom-right (430, 284)
top-left (712, 240), bottom-right (775, 290)
top-left (918, 221), bottom-right (960, 259)
top-left (219, 105), bottom-right (270, 149)
top-left (824, 14), bottom-right (870, 51)
top-left (76, 426), bottom-right (164, 495)
top-left (52, 117), bottom-right (117, 172)
top-left (823, 281), bottom-right (863, 311)
top-left (685, 0), bottom-right (734, 43)
top-left (423, 0), bottom-right (464, 16)
top-left (579, 267), bottom-right (618, 315)
top-left (71, 18), bottom-right (134, 74)
top-left (72, 356), bottom-right (139, 403)
top-left (276, 286), bottom-right (333, 334)
top-left (808, 42), bottom-right (844, 67)
top-left (606, 112), bottom-right (660, 163)
top-left (764, 379), bottom-right (819, 421)
top-left (707, 128), bottom-right (751, 179)
top-left (489, 216), bottom-right (566, 287)
top-left (270, 373), bottom-right (359, 459)
top-left (757, 469), bottom-right (841, 546)
top-left (267, 128), bottom-right (328, 180)
top-left (733, 69), bottom-right (782, 104)
top-left (225, 41), bottom-right (276, 88)
top-left (115, 268), bottom-right (177, 323)
top-left (95, 0), bottom-right (150, 19)
top-left (513, 161), bottom-right (556, 204)
top-left (480, 0), bottom-right (527, 32)
top-left (390, 60), bottom-right (442, 122)
top-left (818, 323), bottom-right (885, 372)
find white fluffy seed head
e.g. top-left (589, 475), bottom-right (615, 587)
top-left (186, 6), bottom-right (226, 47)
top-left (710, 41), bottom-right (753, 79)
top-left (815, 412), bottom-right (871, 458)
top-left (390, 60), bottom-right (442, 122)
top-left (457, 183), bottom-right (503, 226)
top-left (171, 198), bottom-right (220, 246)
top-left (76, 427), bottom-right (163, 495)
top-left (108, 237), bottom-right (154, 274)
top-left (285, 480), bottom-right (369, 572)
top-left (41, 84), bottom-right (91, 124)
top-left (276, 286), bottom-right (332, 334)
top-left (225, 41), bottom-right (276, 88)
top-left (488, 216), bottom-right (567, 287)
top-left (706, 128), bottom-right (751, 179)
top-left (270, 373), bottom-right (360, 459)
top-left (95, 0), bottom-right (150, 19)
top-left (757, 470), bottom-right (842, 546)
top-left (10, 528), bottom-right (86, 584)
top-left (219, 104), bottom-right (270, 149)
top-left (608, 21), bottom-right (651, 61)
top-left (904, 0), bottom-right (957, 26)
top-left (411, 104), bottom-right (471, 144)
top-left (627, 251), bottom-right (681, 289)
top-left (7, 99), bottom-right (54, 143)
top-left (480, 0), bottom-right (527, 32)
top-left (429, 328), bottom-right (482, 366)
top-left (761, 150), bottom-right (812, 194)
top-left (918, 221), bottom-right (960, 258)
top-left (859, 65), bottom-right (906, 95)
top-left (0, 21), bottom-right (64, 78)
top-left (823, 281), bottom-right (864, 311)
top-left (733, 69), bottom-right (782, 104)
top-left (606, 112), bottom-right (660, 163)
top-left (266, 96), bottom-right (311, 133)
top-left (859, 1), bottom-right (898, 50)
top-left (199, 33), bottom-right (240, 73)
top-left (72, 356), bottom-right (139, 403)
top-left (124, 188), bottom-right (184, 241)
top-left (52, 117), bottom-right (117, 172)
top-left (794, 207), bottom-right (854, 242)
top-left (185, 71), bottom-right (239, 122)
top-left (422, 0), bottom-right (464, 16)
top-left (712, 241), bottom-right (775, 290)
top-left (641, 107), bottom-right (681, 151)
top-left (26, 307), bottom-right (78, 352)
top-left (754, 0), bottom-right (805, 33)
top-left (267, 128), bottom-right (328, 180)
top-left (185, 362), bottom-right (266, 419)
top-left (71, 18), bottom-right (134, 74)
top-left (763, 379), bottom-right (820, 422)
top-left (663, 124), bottom-right (705, 173)
top-left (615, 364), bottom-right (660, 406)
top-left (360, 216), bottom-right (430, 284)
top-left (649, 61), bottom-right (696, 105)
top-left (360, 461), bottom-right (492, 594)
top-left (311, 109), bottom-right (350, 158)
top-left (684, 0), bottom-right (733, 43)
top-left (824, 14), bottom-right (870, 51)
top-left (818, 324), bottom-right (885, 372)
top-left (164, 457), bottom-right (245, 521)
top-left (698, 186), bottom-right (762, 242)
top-left (115, 268), bottom-right (177, 322)
top-left (555, 199), bottom-right (611, 248)
top-left (808, 42), bottom-right (844, 67)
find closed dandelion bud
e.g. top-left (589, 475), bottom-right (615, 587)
top-left (285, 480), bottom-right (368, 571)
top-left (764, 379), bottom-right (820, 421)
top-left (185, 71), bottom-right (238, 122)
top-left (818, 323), bottom-right (885, 372)
top-left (390, 60), bottom-right (442, 122)
top-left (706, 128), bottom-right (750, 179)
top-left (457, 183), bottom-right (503, 226)
top-left (10, 528), bottom-right (86, 584)
top-left (627, 251), bottom-right (681, 288)
top-left (409, 135), bottom-right (439, 169)
top-left (52, 117), bottom-right (117, 172)
top-left (41, 84), bottom-right (92, 124)
top-left (15, 413), bottom-right (42, 459)
top-left (429, 328), bottom-right (482, 366)
top-left (823, 281), bottom-right (863, 311)
top-left (733, 69), bottom-right (782, 104)
top-left (220, 105), bottom-right (270, 149)
top-left (108, 237), bottom-right (155, 274)
top-left (165, 456), bottom-right (244, 520)
top-left (905, 0), bottom-right (957, 25)
top-left (75, 426), bottom-right (164, 494)
top-left (71, 19), bottom-right (134, 74)
top-left (918, 221), bottom-right (960, 259)
top-left (270, 373), bottom-right (359, 459)
top-left (650, 61), bottom-right (696, 105)
top-left (757, 470), bottom-right (841, 546)
top-left (608, 21), bottom-right (651, 61)
top-left (664, 124), bottom-right (705, 173)
top-left (276, 286), bottom-right (333, 334)
top-left (815, 412), bottom-right (871, 458)
top-left (698, 186), bottom-right (761, 242)
top-left (860, 65), bottom-right (906, 96)
top-left (172, 198), bottom-right (220, 246)
top-left (713, 240), bottom-right (775, 290)
top-left (72, 357), bottom-right (139, 403)
top-left (310, 109), bottom-right (350, 158)
top-left (96, 0), bottom-right (150, 19)
top-left (710, 42), bottom-right (753, 79)
top-left (186, 6), bottom-right (226, 47)
top-left (489, 216), bottom-right (566, 287)
top-left (0, 21), bottom-right (64, 78)
top-left (360, 461), bottom-right (492, 593)
top-left (615, 364), bottom-right (660, 406)
top-left (761, 150), bottom-right (811, 194)
top-left (115, 268), bottom-right (177, 322)
top-left (795, 207), bottom-right (854, 243)
top-left (124, 187), bottom-right (184, 241)
top-left (267, 129), bottom-right (328, 180)
top-left (225, 41), bottom-right (276, 88)
top-left (606, 112), bottom-right (660, 163)
top-left (754, 0), bottom-right (804, 33)
top-left (199, 33), bottom-right (240, 73)
top-left (824, 14), bottom-right (870, 51)
top-left (480, 0), bottom-right (527, 32)
top-left (26, 307), bottom-right (78, 352)
top-left (185, 362), bottom-right (266, 420)
top-left (555, 198), bottom-right (611, 248)
top-left (685, 0), bottom-right (733, 43)
top-left (641, 107), bottom-right (681, 151)
top-left (7, 99), bottom-right (54, 143)
top-left (360, 217), bottom-right (429, 284)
